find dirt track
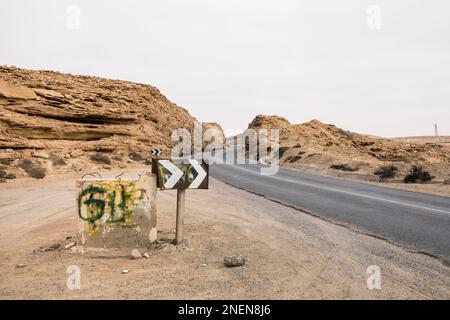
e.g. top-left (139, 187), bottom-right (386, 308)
top-left (0, 168), bottom-right (449, 299)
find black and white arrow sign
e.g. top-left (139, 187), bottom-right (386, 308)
top-left (153, 159), bottom-right (209, 190)
top-left (188, 160), bottom-right (207, 189)
top-left (150, 149), bottom-right (162, 157)
top-left (158, 160), bottom-right (183, 189)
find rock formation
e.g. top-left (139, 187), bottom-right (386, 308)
top-left (0, 66), bottom-right (223, 178)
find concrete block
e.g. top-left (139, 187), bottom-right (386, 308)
top-left (76, 173), bottom-right (157, 246)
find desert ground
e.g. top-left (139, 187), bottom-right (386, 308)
top-left (0, 167), bottom-right (449, 299)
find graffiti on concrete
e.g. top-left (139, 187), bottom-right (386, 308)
top-left (78, 181), bottom-right (145, 233)
top-left (76, 174), bottom-right (157, 242)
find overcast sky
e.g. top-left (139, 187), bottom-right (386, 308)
top-left (1, 0), bottom-right (449, 137)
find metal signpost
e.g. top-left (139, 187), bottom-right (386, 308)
top-left (152, 158), bottom-right (209, 244)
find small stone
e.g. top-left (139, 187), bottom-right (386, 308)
top-left (224, 255), bottom-right (246, 268)
top-left (103, 164), bottom-right (112, 170)
top-left (64, 242), bottom-right (76, 249)
top-left (130, 249), bottom-right (142, 259)
top-left (142, 252), bottom-right (150, 259)
top-left (39, 243), bottom-right (61, 252)
top-left (70, 149), bottom-right (84, 158)
top-left (201, 263), bottom-right (207, 267)
top-left (0, 170), bottom-right (6, 178)
top-left (122, 269), bottom-right (130, 274)
top-left (32, 151), bottom-right (49, 159)
top-left (444, 179), bottom-right (450, 185)
top-left (0, 178), bottom-right (6, 183)
top-left (15, 264), bottom-right (27, 269)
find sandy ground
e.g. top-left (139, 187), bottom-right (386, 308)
top-left (0, 168), bottom-right (449, 299)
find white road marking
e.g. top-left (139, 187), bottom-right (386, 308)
top-left (229, 165), bottom-right (450, 215)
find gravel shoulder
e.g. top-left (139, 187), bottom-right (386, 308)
top-left (0, 169), bottom-right (449, 299)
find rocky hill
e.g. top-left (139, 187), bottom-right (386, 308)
top-left (0, 66), bottom-right (223, 181)
top-left (247, 115), bottom-right (450, 180)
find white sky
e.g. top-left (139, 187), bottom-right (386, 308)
top-left (1, 0), bottom-right (449, 137)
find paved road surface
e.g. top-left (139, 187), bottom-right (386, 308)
top-left (210, 162), bottom-right (450, 261)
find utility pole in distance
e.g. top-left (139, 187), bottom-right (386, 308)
top-left (434, 124), bottom-right (438, 137)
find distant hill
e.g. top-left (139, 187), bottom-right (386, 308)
top-left (391, 136), bottom-right (450, 146)
top-left (246, 115), bottom-right (450, 180)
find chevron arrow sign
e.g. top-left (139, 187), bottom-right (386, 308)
top-left (150, 149), bottom-right (162, 157)
top-left (152, 159), bottom-right (209, 190)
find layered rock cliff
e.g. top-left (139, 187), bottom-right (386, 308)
top-left (0, 66), bottom-right (223, 178)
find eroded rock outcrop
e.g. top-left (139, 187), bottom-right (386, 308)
top-left (0, 65), bottom-right (199, 175)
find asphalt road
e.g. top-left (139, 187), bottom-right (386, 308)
top-left (210, 162), bottom-right (450, 261)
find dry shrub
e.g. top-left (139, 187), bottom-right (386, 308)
top-left (404, 165), bottom-right (434, 183)
top-left (329, 164), bottom-right (359, 172)
top-left (374, 165), bottom-right (398, 179)
top-left (90, 152), bottom-right (112, 165)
